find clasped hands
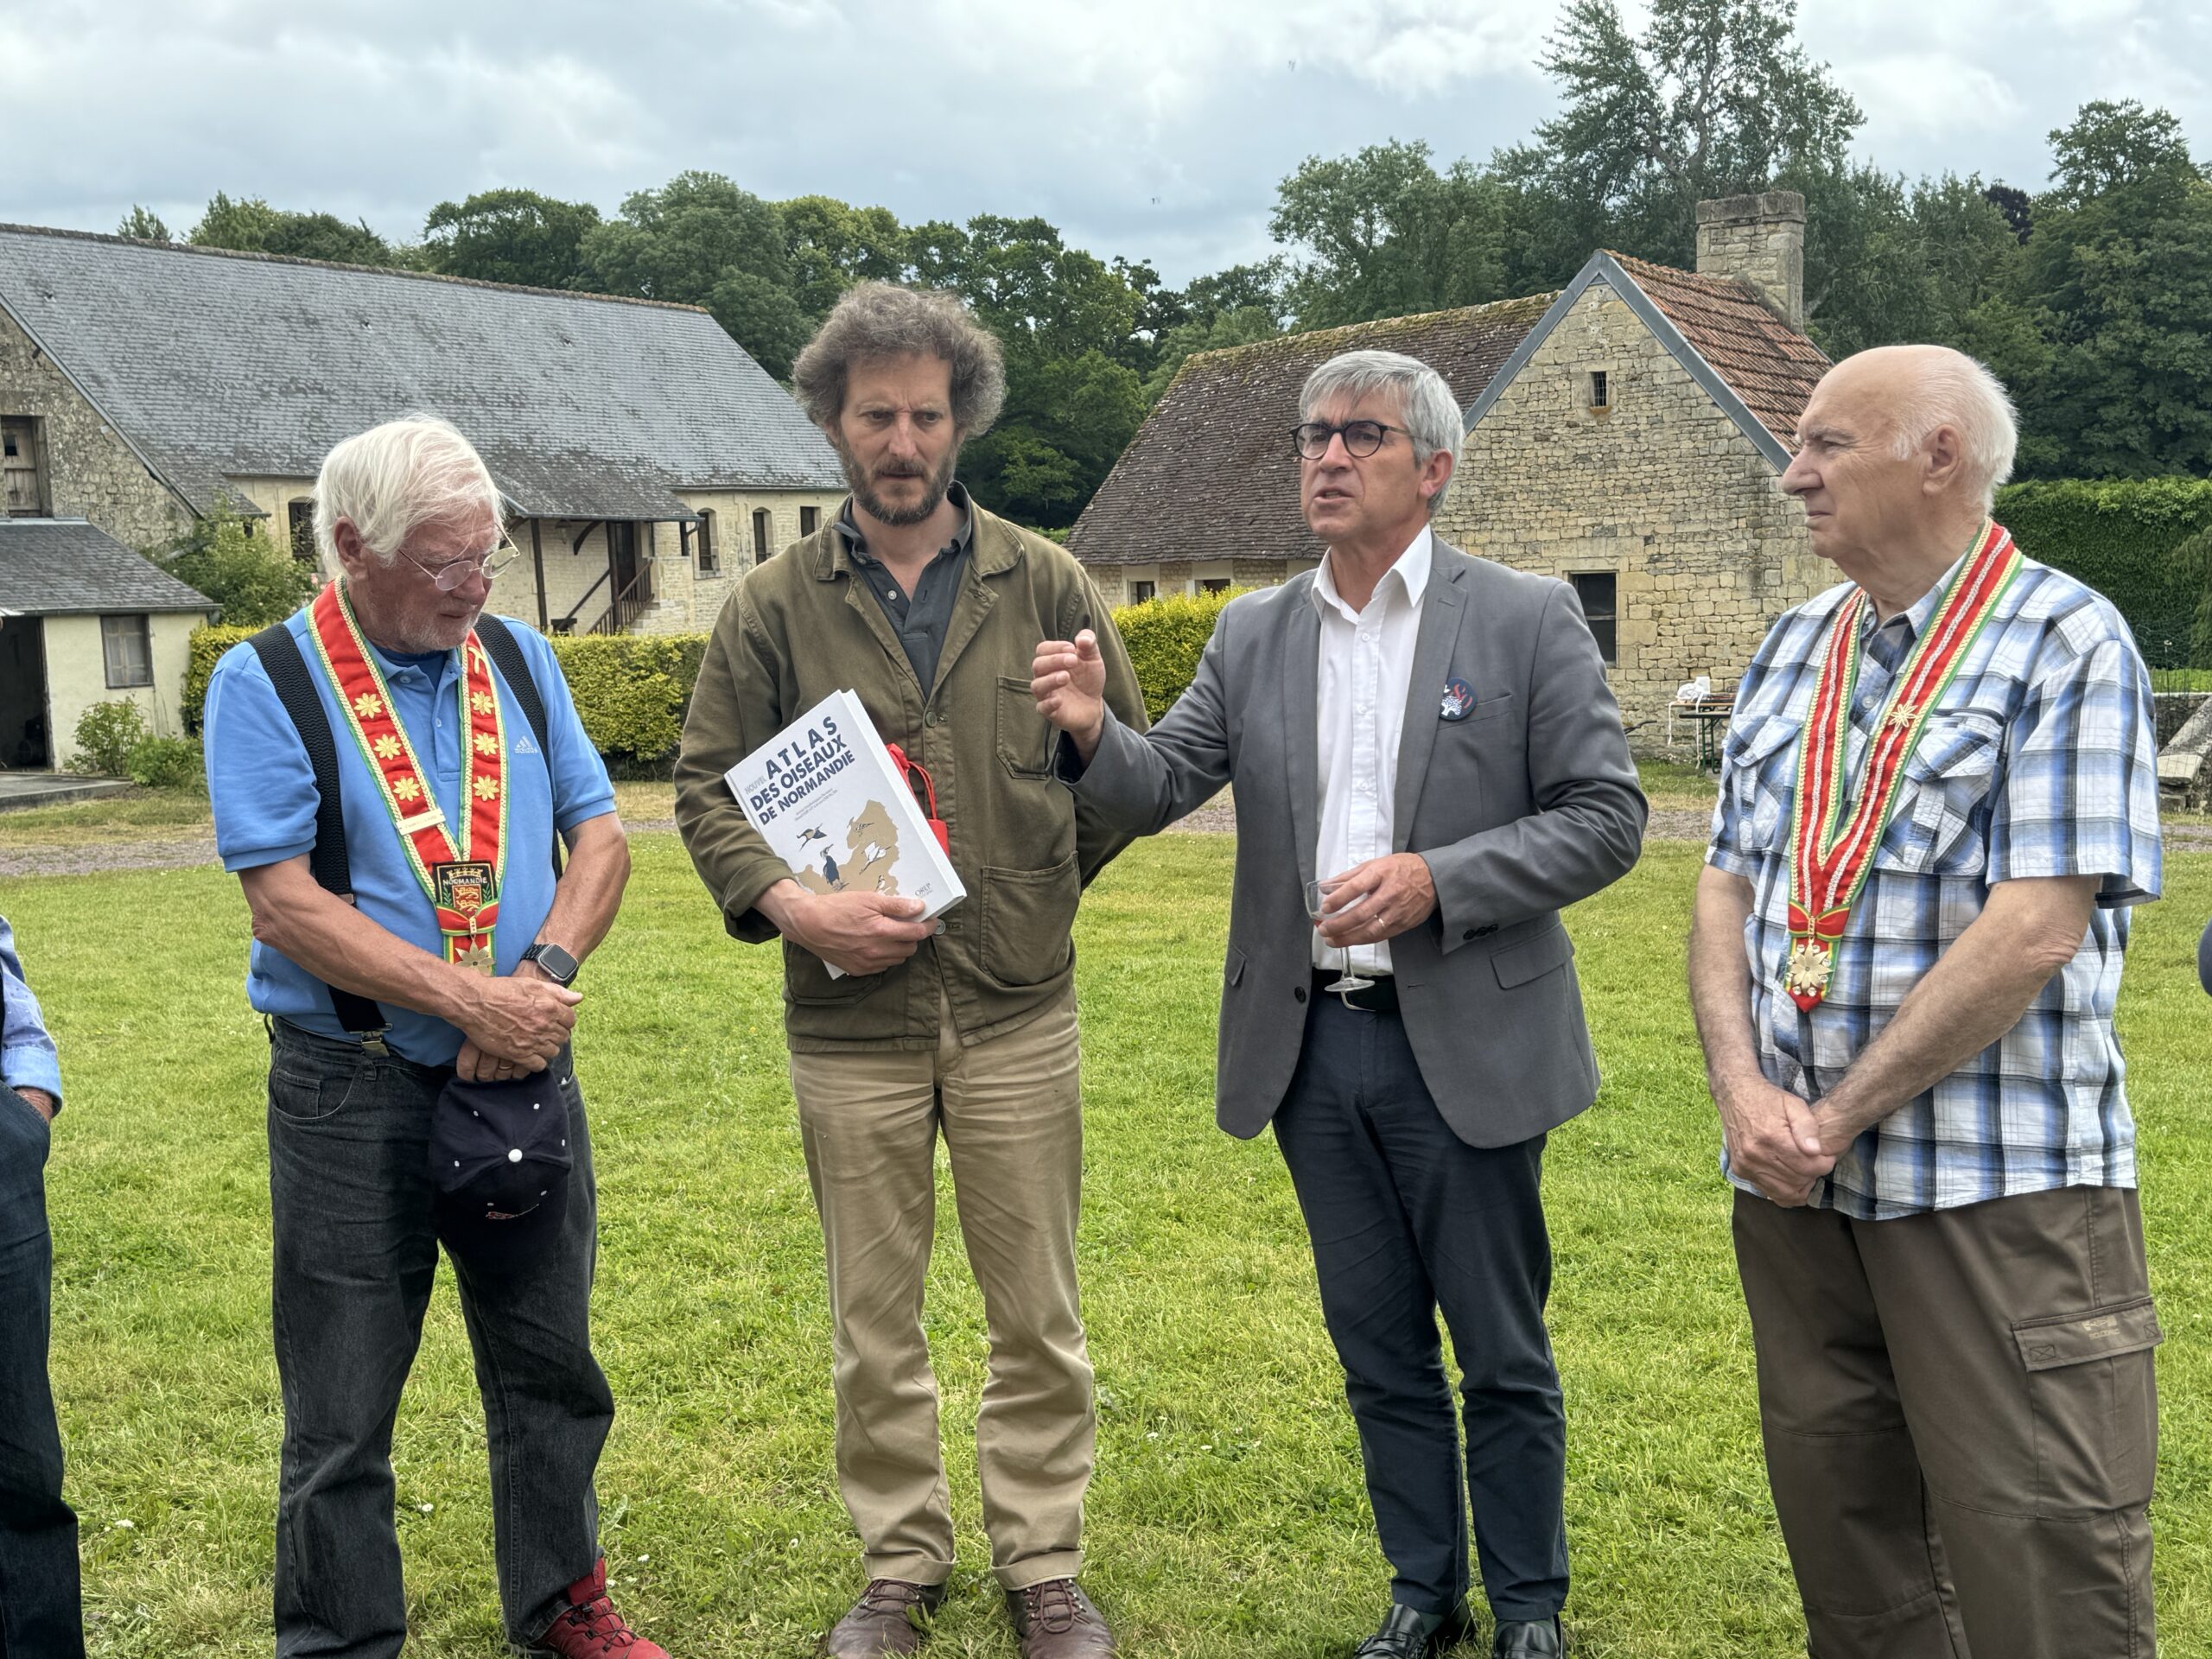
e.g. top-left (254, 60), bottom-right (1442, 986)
top-left (1719, 1076), bottom-right (1837, 1207)
top-left (453, 958), bottom-right (582, 1084)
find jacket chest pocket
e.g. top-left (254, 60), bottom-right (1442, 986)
top-left (1872, 713), bottom-right (2005, 877)
top-left (995, 676), bottom-right (1053, 780)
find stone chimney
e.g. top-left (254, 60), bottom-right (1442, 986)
top-left (1695, 191), bottom-right (1806, 330)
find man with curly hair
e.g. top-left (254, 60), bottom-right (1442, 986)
top-left (676, 284), bottom-right (1146, 1659)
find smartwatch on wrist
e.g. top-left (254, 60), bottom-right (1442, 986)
top-left (519, 941), bottom-right (581, 987)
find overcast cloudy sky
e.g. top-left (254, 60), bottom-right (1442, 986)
top-left (3, 0), bottom-right (2206, 285)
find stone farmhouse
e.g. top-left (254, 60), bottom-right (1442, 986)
top-left (0, 222), bottom-right (847, 765)
top-left (1069, 193), bottom-right (1832, 744)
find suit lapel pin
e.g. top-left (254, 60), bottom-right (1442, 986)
top-left (1440, 678), bottom-right (1475, 721)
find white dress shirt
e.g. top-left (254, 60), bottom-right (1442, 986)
top-left (1312, 525), bottom-right (1432, 976)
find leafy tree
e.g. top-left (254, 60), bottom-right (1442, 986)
top-left (1174, 260), bottom-right (1290, 329)
top-left (1270, 142), bottom-right (1510, 326)
top-left (2016, 102), bottom-right (2212, 478)
top-left (1526, 0), bottom-right (1862, 269)
top-left (582, 172), bottom-right (809, 377)
top-left (189, 192), bottom-right (283, 251)
top-left (779, 195), bottom-right (912, 321)
top-left (117, 206), bottom-right (171, 241)
top-left (188, 193), bottom-right (396, 266)
top-left (423, 188), bottom-right (601, 289)
top-left (144, 499), bottom-right (320, 627)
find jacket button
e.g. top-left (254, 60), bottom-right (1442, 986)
top-left (1464, 929), bottom-right (1477, 941)
top-left (1475, 924), bottom-right (1498, 938)
top-left (1294, 985), bottom-right (1308, 1004)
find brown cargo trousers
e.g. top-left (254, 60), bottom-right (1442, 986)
top-left (786, 985), bottom-right (1091, 1592)
top-left (1734, 1184), bottom-right (2161, 1658)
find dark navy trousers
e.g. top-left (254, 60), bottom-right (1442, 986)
top-left (1272, 994), bottom-right (1569, 1624)
top-left (0, 1087), bottom-right (82, 1659)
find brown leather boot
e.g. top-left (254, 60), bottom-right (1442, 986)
top-left (1004, 1579), bottom-right (1115, 1658)
top-left (822, 1580), bottom-right (945, 1656)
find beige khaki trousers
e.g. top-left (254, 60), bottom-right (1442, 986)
top-left (1734, 1184), bottom-right (2160, 1659)
top-left (786, 986), bottom-right (1091, 1592)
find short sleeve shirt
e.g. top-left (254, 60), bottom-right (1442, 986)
top-left (204, 608), bottom-right (615, 1064)
top-left (1707, 554), bottom-right (2162, 1219)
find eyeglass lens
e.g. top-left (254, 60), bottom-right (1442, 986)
top-left (1294, 421), bottom-right (1389, 460)
top-left (429, 546), bottom-right (518, 591)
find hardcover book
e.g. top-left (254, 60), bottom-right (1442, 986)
top-left (723, 690), bottom-right (966, 974)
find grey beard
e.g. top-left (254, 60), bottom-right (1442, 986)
top-left (841, 444), bottom-right (957, 528)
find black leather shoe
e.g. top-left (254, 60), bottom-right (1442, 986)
top-left (1351, 1600), bottom-right (1478, 1657)
top-left (1491, 1617), bottom-right (1562, 1658)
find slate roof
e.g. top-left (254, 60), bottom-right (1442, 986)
top-left (1067, 295), bottom-right (1556, 566)
top-left (1604, 252), bottom-right (1829, 447)
top-left (0, 519), bottom-right (215, 615)
top-left (0, 224), bottom-right (845, 521)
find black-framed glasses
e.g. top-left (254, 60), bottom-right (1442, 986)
top-left (401, 539), bottom-right (522, 592)
top-left (1292, 419), bottom-right (1402, 461)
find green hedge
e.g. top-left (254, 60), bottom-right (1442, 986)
top-left (2152, 669), bottom-right (2212, 692)
top-left (1996, 479), bottom-right (2212, 669)
top-left (185, 626), bottom-right (255, 732)
top-left (1112, 587), bottom-right (1247, 722)
top-left (185, 624), bottom-right (711, 762)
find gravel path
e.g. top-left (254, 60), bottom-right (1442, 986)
top-left (10, 809), bottom-right (2212, 876)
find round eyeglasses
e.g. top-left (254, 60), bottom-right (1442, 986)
top-left (1292, 420), bottom-right (1403, 461)
top-left (401, 541), bottom-right (523, 591)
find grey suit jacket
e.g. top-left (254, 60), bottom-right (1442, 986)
top-left (1069, 541), bottom-right (1646, 1147)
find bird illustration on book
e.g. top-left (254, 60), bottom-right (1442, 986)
top-left (791, 802), bottom-right (903, 899)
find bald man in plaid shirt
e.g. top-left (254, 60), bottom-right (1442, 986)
top-left (1688, 346), bottom-right (2164, 1659)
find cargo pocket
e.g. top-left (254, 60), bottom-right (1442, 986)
top-left (2012, 1295), bottom-right (2163, 1513)
top-left (979, 853), bottom-right (1079, 987)
top-left (996, 675), bottom-right (1053, 780)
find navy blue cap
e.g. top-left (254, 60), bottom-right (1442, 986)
top-left (430, 1065), bottom-right (574, 1274)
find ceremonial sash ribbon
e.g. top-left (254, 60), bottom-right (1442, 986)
top-left (1783, 521), bottom-right (2021, 1011)
top-left (308, 581), bottom-right (510, 972)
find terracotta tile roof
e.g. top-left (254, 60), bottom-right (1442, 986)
top-left (1068, 295), bottom-right (1555, 566)
top-left (1603, 252), bottom-right (1829, 448)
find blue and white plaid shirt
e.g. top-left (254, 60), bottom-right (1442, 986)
top-left (1707, 550), bottom-right (2162, 1219)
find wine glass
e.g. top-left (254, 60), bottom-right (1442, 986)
top-left (1304, 878), bottom-right (1374, 999)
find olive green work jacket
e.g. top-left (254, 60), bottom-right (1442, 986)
top-left (673, 500), bottom-right (1148, 1051)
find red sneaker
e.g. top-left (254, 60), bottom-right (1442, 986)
top-left (530, 1558), bottom-right (670, 1658)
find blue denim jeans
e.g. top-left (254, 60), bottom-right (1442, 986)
top-left (0, 1085), bottom-right (83, 1659)
top-left (265, 1022), bottom-right (613, 1657)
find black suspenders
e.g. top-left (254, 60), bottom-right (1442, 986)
top-left (245, 614), bottom-right (562, 1049)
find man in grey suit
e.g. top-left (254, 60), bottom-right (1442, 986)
top-left (1033, 349), bottom-right (1643, 1659)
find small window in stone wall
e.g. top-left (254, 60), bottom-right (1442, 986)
top-left (696, 509), bottom-right (719, 575)
top-left (800, 505), bottom-right (819, 536)
top-left (1198, 576), bottom-right (1231, 594)
top-left (288, 499), bottom-right (317, 563)
top-left (1586, 371), bottom-right (1611, 415)
top-left (753, 509), bottom-right (772, 563)
top-left (2, 416), bottom-right (47, 517)
top-left (1570, 572), bottom-right (1618, 664)
top-left (1130, 581), bottom-right (1156, 603)
top-left (102, 614), bottom-right (154, 689)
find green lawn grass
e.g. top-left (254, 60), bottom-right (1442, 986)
top-left (4, 834), bottom-right (2208, 1656)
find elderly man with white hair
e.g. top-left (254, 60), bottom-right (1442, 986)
top-left (1689, 346), bottom-right (2164, 1658)
top-left (1035, 349), bottom-right (1644, 1659)
top-left (202, 417), bottom-right (662, 1659)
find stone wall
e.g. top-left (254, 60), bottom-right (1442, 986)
top-left (0, 307), bottom-right (194, 550)
top-left (1695, 192), bottom-right (1806, 329)
top-left (1432, 279), bottom-right (1823, 747)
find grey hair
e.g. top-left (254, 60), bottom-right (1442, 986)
top-left (1299, 349), bottom-right (1465, 516)
top-left (791, 283), bottom-right (1007, 436)
top-left (314, 415), bottom-right (501, 566)
top-left (1886, 347), bottom-right (2018, 512)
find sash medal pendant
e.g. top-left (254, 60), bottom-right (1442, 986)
top-left (308, 581), bottom-right (510, 975)
top-left (1783, 521), bottom-right (2022, 1011)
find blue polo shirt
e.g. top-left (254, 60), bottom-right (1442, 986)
top-left (204, 609), bottom-right (615, 1065)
